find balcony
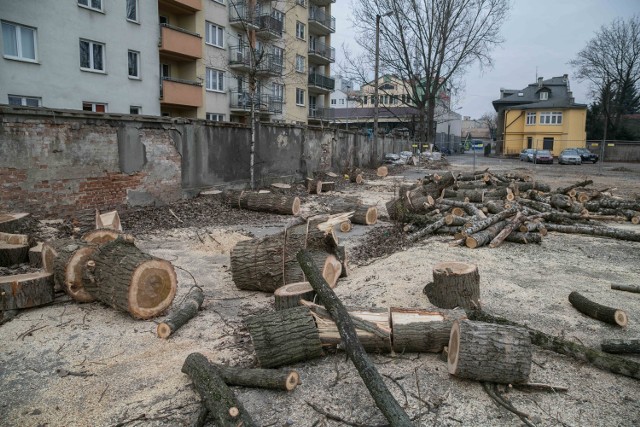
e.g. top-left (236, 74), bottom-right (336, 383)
top-left (310, 0), bottom-right (335, 6)
top-left (159, 24), bottom-right (202, 61)
top-left (309, 7), bottom-right (335, 34)
top-left (308, 106), bottom-right (329, 120)
top-left (228, 45), bottom-right (252, 72)
top-left (308, 72), bottom-right (335, 94)
top-left (256, 54), bottom-right (284, 76)
top-left (256, 15), bottom-right (284, 39)
top-left (229, 3), bottom-right (259, 30)
top-left (308, 40), bottom-right (335, 64)
top-left (160, 78), bottom-right (202, 108)
top-left (229, 91), bottom-right (274, 114)
top-left (158, 0), bottom-right (201, 13)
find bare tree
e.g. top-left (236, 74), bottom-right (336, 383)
top-left (570, 16), bottom-right (640, 140)
top-left (348, 0), bottom-right (509, 145)
top-left (479, 111), bottom-right (497, 140)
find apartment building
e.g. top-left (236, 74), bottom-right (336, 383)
top-left (0, 0), bottom-right (161, 115)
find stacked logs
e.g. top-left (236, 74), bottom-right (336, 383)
top-left (386, 171), bottom-right (640, 248)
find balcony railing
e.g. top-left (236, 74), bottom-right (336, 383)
top-left (159, 24), bottom-right (202, 60)
top-left (229, 3), bottom-right (258, 29)
top-left (230, 91), bottom-right (275, 113)
top-left (256, 15), bottom-right (283, 38)
top-left (257, 54), bottom-right (284, 76)
top-left (228, 45), bottom-right (252, 68)
top-left (309, 7), bottom-right (336, 32)
top-left (160, 77), bottom-right (202, 107)
top-left (308, 106), bottom-right (329, 119)
top-left (310, 0), bottom-right (335, 6)
top-left (308, 40), bottom-right (335, 62)
top-left (308, 72), bottom-right (335, 91)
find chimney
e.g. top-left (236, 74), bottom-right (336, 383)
top-left (568, 91), bottom-right (574, 104)
top-left (537, 77), bottom-right (543, 87)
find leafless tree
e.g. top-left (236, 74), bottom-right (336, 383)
top-left (347, 0), bottom-right (509, 144)
top-left (479, 111), bottom-right (497, 140)
top-left (570, 16), bottom-right (640, 140)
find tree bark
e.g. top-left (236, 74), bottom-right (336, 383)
top-left (181, 353), bottom-right (257, 427)
top-left (157, 286), bottom-right (205, 338)
top-left (611, 284), bottom-right (640, 294)
top-left (0, 272), bottom-right (54, 310)
top-left (460, 207), bottom-right (518, 237)
top-left (28, 242), bottom-right (43, 268)
top-left (44, 239), bottom-right (97, 303)
top-left (223, 190), bottom-right (301, 215)
top-left (0, 242), bottom-right (29, 267)
top-left (555, 180), bottom-right (593, 195)
top-left (465, 220), bottom-right (508, 249)
top-left (0, 213), bottom-right (30, 233)
top-left (568, 291), bottom-right (628, 327)
top-left (544, 223), bottom-right (640, 242)
top-left (600, 339), bottom-right (640, 354)
top-left (423, 262), bottom-right (480, 310)
top-left (448, 320), bottom-right (532, 384)
top-left (213, 363), bottom-right (299, 391)
top-left (504, 232), bottom-right (542, 244)
top-left (274, 281), bottom-right (316, 310)
top-left (297, 249), bottom-right (412, 426)
top-left (85, 238), bottom-right (177, 319)
top-left (406, 217), bottom-right (447, 242)
top-left (489, 212), bottom-right (526, 248)
top-left (245, 306), bottom-right (324, 368)
top-left (465, 310), bottom-right (640, 380)
top-left (81, 229), bottom-right (123, 244)
top-left (391, 307), bottom-right (466, 353)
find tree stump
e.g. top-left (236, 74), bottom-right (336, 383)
top-left (157, 286), bottom-right (204, 338)
top-left (81, 229), bottom-right (124, 244)
top-left (274, 282), bottom-right (316, 310)
top-left (423, 262), bottom-right (480, 310)
top-left (45, 239), bottom-right (97, 303)
top-left (245, 306), bottom-right (323, 368)
top-left (0, 213), bottom-right (30, 233)
top-left (0, 272), bottom-right (54, 310)
top-left (568, 291), bottom-right (628, 327)
top-left (376, 166), bottom-right (388, 177)
top-left (28, 242), bottom-right (43, 268)
top-left (390, 307), bottom-right (467, 353)
top-left (448, 320), bottom-right (532, 384)
top-left (0, 242), bottom-right (29, 267)
top-left (85, 238), bottom-right (177, 319)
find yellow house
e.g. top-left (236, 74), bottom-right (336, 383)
top-left (492, 75), bottom-right (587, 156)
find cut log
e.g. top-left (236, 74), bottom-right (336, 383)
top-left (600, 339), bottom-right (640, 354)
top-left (568, 291), bottom-right (628, 327)
top-left (48, 239), bottom-right (97, 303)
top-left (95, 209), bottom-right (122, 231)
top-left (390, 307), bottom-right (467, 353)
top-left (181, 353), bottom-right (257, 427)
top-left (459, 207), bottom-right (518, 237)
top-left (465, 309), bottom-right (640, 380)
top-left (28, 242), bottom-right (43, 268)
top-left (352, 206), bottom-right (377, 225)
top-left (214, 364), bottom-right (299, 391)
top-left (339, 220), bottom-right (352, 233)
top-left (406, 217), bottom-right (447, 242)
top-left (0, 242), bottom-right (29, 267)
top-left (611, 284), bottom-right (640, 294)
top-left (504, 232), bottom-right (542, 244)
top-left (0, 232), bottom-right (29, 245)
top-left (0, 309), bottom-right (18, 325)
top-left (223, 190), bottom-right (301, 215)
top-left (376, 166), bottom-right (388, 177)
top-left (85, 238), bottom-right (177, 319)
top-left (423, 262), bottom-right (480, 310)
top-left (555, 180), bottom-right (593, 195)
top-left (319, 181), bottom-right (335, 193)
top-left (245, 306), bottom-right (324, 368)
top-left (81, 229), bottom-right (123, 244)
top-left (157, 286), bottom-right (205, 339)
top-left (0, 213), bottom-right (30, 233)
top-left (0, 272), bottom-right (54, 310)
top-left (274, 281), bottom-right (316, 310)
top-left (489, 211), bottom-right (526, 248)
top-left (544, 223), bottom-right (640, 242)
top-left (465, 220), bottom-right (508, 249)
top-left (448, 320), bottom-right (532, 384)
top-left (297, 249), bottom-right (412, 425)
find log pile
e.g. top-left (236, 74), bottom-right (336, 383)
top-left (385, 171), bottom-right (640, 247)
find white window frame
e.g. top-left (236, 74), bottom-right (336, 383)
top-left (78, 0), bottom-right (103, 12)
top-left (295, 54), bottom-right (305, 73)
top-left (206, 68), bottom-right (225, 92)
top-left (296, 88), bottom-right (305, 106)
top-left (526, 112), bottom-right (536, 125)
top-left (539, 91), bottom-right (548, 101)
top-left (128, 50), bottom-right (140, 79)
top-left (331, 99), bottom-right (337, 105)
top-left (272, 83), bottom-right (284, 101)
top-left (2, 21), bottom-right (37, 62)
top-left (126, 0), bottom-right (138, 22)
top-left (211, 0), bottom-right (225, 4)
top-left (540, 111), bottom-right (562, 125)
top-left (205, 22), bottom-right (224, 48)
top-left (79, 39), bottom-right (105, 73)
top-left (8, 95), bottom-right (41, 107)
top-left (82, 102), bottom-right (107, 113)
top-left (130, 106), bottom-right (141, 114)
top-left (295, 21), bottom-right (305, 39)
top-left (206, 113), bottom-right (225, 121)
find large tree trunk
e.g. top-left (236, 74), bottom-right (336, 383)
top-left (390, 307), bottom-right (467, 353)
top-left (181, 353), bottom-right (257, 427)
top-left (568, 291), bottom-right (628, 327)
top-left (245, 306), bottom-right (323, 368)
top-left (85, 238), bottom-right (177, 319)
top-left (448, 320), bottom-right (532, 384)
top-left (0, 272), bottom-right (54, 310)
top-left (157, 286), bottom-right (204, 338)
top-left (44, 239), bottom-right (97, 303)
top-left (223, 190), bottom-right (301, 216)
top-left (424, 262), bottom-right (480, 310)
top-left (297, 250), bottom-right (412, 426)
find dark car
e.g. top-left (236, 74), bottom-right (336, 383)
top-left (573, 147), bottom-right (599, 163)
top-left (531, 149), bottom-right (553, 164)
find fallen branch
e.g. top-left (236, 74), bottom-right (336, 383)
top-left (600, 339), bottom-right (640, 354)
top-left (568, 291), bottom-right (628, 327)
top-left (157, 286), bottom-right (205, 338)
top-left (611, 284), bottom-right (640, 294)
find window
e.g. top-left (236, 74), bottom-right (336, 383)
top-left (339, 99), bottom-right (345, 105)
top-left (295, 21), bottom-right (305, 39)
top-left (128, 50), bottom-right (140, 78)
top-left (540, 111), bottom-right (562, 125)
top-left (272, 83), bottom-right (284, 101)
top-left (539, 91), bottom-right (548, 101)
top-left (296, 88), bottom-right (305, 106)
top-left (206, 113), bottom-right (225, 121)
top-left (82, 102), bottom-right (107, 112)
top-left (80, 39), bottom-right (105, 72)
top-left (126, 0), bottom-right (138, 22)
top-left (159, 16), bottom-right (169, 25)
top-left (130, 106), bottom-right (141, 114)
top-left (331, 99), bottom-right (337, 105)
top-left (160, 63), bottom-right (170, 79)
top-left (8, 95), bottom-right (41, 107)
top-left (272, 46), bottom-right (284, 65)
top-left (543, 137), bottom-right (554, 150)
top-left (526, 112), bottom-right (536, 125)
top-left (363, 96), bottom-right (367, 105)
top-left (295, 55), bottom-right (305, 72)
top-left (78, 0), bottom-right (102, 12)
top-left (205, 22), bottom-right (224, 48)
top-left (206, 68), bottom-right (224, 92)
top-left (2, 21), bottom-right (37, 61)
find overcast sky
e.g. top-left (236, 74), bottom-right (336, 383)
top-left (333, 0), bottom-right (640, 119)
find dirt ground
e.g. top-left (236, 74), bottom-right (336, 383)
top-left (1, 156), bottom-right (640, 427)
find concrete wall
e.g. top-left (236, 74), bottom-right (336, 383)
top-left (587, 141), bottom-right (640, 162)
top-left (0, 0), bottom-right (160, 115)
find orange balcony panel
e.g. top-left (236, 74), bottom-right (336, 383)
top-left (161, 80), bottom-right (202, 108)
top-left (160, 26), bottom-right (202, 60)
top-left (160, 0), bottom-right (202, 13)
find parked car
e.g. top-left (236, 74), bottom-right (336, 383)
top-left (558, 149), bottom-right (582, 165)
top-left (531, 149), bottom-right (553, 164)
top-left (519, 149), bottom-right (535, 161)
top-left (572, 147), bottom-right (599, 163)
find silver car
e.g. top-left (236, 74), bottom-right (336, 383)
top-left (558, 149), bottom-right (582, 165)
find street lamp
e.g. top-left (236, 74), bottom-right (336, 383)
top-left (373, 10), bottom-right (393, 161)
